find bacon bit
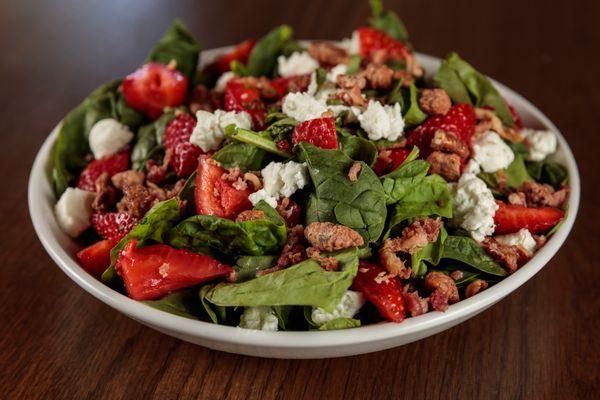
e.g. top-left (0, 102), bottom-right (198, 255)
top-left (306, 247), bottom-right (339, 271)
top-left (402, 287), bottom-right (429, 317)
top-left (243, 172), bottom-right (262, 191)
top-left (465, 279), bottom-right (488, 298)
top-left (521, 181), bottom-right (569, 208)
top-left (146, 148), bottom-right (173, 184)
top-left (92, 172), bottom-right (117, 212)
top-left (481, 237), bottom-right (529, 273)
top-left (428, 289), bottom-right (450, 312)
top-left (158, 262), bottom-right (170, 278)
top-left (419, 88), bottom-right (452, 116)
top-left (533, 234), bottom-right (547, 250)
top-left (304, 222), bottom-right (364, 252)
top-left (508, 192), bottom-right (528, 207)
top-left (360, 63), bottom-right (394, 90)
top-left (336, 74), bottom-right (366, 90)
top-left (276, 225), bottom-right (306, 269)
top-left (221, 167), bottom-right (242, 182)
top-left (475, 108), bottom-right (524, 143)
top-left (430, 130), bottom-right (469, 159)
top-left (392, 70), bottom-right (414, 86)
top-left (111, 170), bottom-right (145, 190)
top-left (330, 86), bottom-right (367, 107)
top-left (379, 239), bottom-right (411, 279)
top-left (190, 84), bottom-right (222, 113)
top-left (426, 151), bottom-right (462, 182)
top-left (308, 41), bottom-right (349, 66)
top-left (348, 162), bottom-right (362, 182)
top-left (232, 178), bottom-right (248, 191)
top-left (235, 210), bottom-right (265, 222)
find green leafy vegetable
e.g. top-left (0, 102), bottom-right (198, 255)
top-left (143, 290), bottom-right (201, 320)
top-left (199, 284), bottom-right (232, 324)
top-left (178, 171), bottom-right (197, 216)
top-left (131, 110), bottom-right (176, 170)
top-left (388, 82), bottom-right (426, 127)
top-left (478, 153), bottom-right (532, 190)
top-left (212, 142), bottom-right (267, 171)
top-left (381, 158), bottom-right (430, 205)
top-left (527, 161), bottom-right (568, 189)
top-left (318, 318), bottom-right (361, 330)
top-left (346, 55), bottom-right (362, 75)
top-left (411, 227), bottom-right (447, 277)
top-left (442, 236), bottom-right (507, 276)
top-left (227, 127), bottom-right (292, 159)
top-left (230, 60), bottom-right (248, 77)
top-left (234, 255), bottom-right (277, 282)
top-left (340, 136), bottom-right (378, 167)
top-left (368, 0), bottom-right (409, 43)
top-left (247, 25), bottom-right (293, 77)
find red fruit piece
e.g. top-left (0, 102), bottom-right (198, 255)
top-left (91, 212), bottom-right (140, 241)
top-left (373, 148), bottom-right (411, 176)
top-left (77, 239), bottom-right (118, 278)
top-left (116, 240), bottom-right (233, 301)
top-left (195, 156), bottom-right (253, 219)
top-left (277, 198), bottom-right (302, 227)
top-left (406, 103), bottom-right (476, 157)
top-left (270, 75), bottom-right (311, 98)
top-left (292, 117), bottom-right (338, 150)
top-left (508, 103), bottom-right (524, 129)
top-left (121, 62), bottom-right (188, 119)
top-left (493, 201), bottom-right (564, 235)
top-left (77, 151), bottom-right (130, 192)
top-left (224, 79), bottom-right (266, 129)
top-left (352, 261), bottom-right (406, 323)
top-left (214, 39), bottom-right (256, 73)
top-left (357, 27), bottom-right (410, 61)
top-left (163, 113), bottom-right (203, 177)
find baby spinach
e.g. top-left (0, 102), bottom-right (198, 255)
top-left (368, 0), bottom-right (409, 43)
top-left (381, 158), bottom-right (430, 205)
top-left (434, 52), bottom-right (514, 127)
top-left (131, 110), bottom-right (176, 170)
top-left (227, 127), bottom-right (291, 159)
top-left (143, 290), bottom-right (202, 320)
top-left (298, 143), bottom-right (387, 243)
top-left (318, 318), bottom-right (361, 330)
top-left (178, 171), bottom-right (197, 216)
top-left (346, 55), bottom-right (362, 75)
top-left (410, 227), bottom-right (447, 277)
top-left (340, 136), bottom-right (378, 167)
top-left (247, 25), bottom-right (293, 77)
top-left (388, 82), bottom-right (426, 127)
top-left (234, 255), bottom-right (277, 282)
top-left (526, 161), bottom-right (568, 189)
top-left (442, 236), bottom-right (507, 276)
top-left (212, 142), bottom-right (267, 171)
top-left (204, 248), bottom-right (359, 312)
top-left (478, 153), bottom-right (532, 190)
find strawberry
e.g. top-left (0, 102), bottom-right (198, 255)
top-left (121, 62), bottom-right (188, 119)
top-left (270, 75), bottom-right (311, 98)
top-left (406, 103), bottom-right (476, 157)
top-left (77, 151), bottom-right (130, 192)
top-left (352, 261), bottom-right (406, 323)
top-left (214, 39), bottom-right (256, 73)
top-left (508, 103), bottom-right (524, 129)
top-left (493, 201), bottom-right (565, 235)
top-left (224, 79), bottom-right (266, 129)
top-left (356, 27), bottom-right (410, 61)
top-left (91, 212), bottom-right (140, 241)
top-left (163, 113), bottom-right (203, 177)
top-left (373, 148), bottom-right (411, 176)
top-left (292, 117), bottom-right (338, 150)
top-left (116, 240), bottom-right (233, 300)
top-left (76, 239), bottom-right (118, 278)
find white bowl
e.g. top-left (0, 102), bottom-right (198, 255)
top-left (28, 48), bottom-right (580, 359)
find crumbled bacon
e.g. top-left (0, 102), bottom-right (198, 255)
top-left (419, 88), bottom-right (452, 116)
top-left (475, 108), bottom-right (523, 143)
top-left (275, 225), bottom-right (306, 269)
top-left (308, 41), bottom-right (349, 66)
top-left (348, 162), bottom-right (362, 182)
top-left (304, 222), bottom-right (364, 252)
top-left (481, 237), bottom-right (529, 273)
top-left (392, 70), bottom-right (414, 86)
top-left (428, 289), bottom-right (450, 312)
top-left (276, 197), bottom-right (301, 227)
top-left (146, 148), bottom-right (173, 184)
top-left (361, 63), bottom-right (394, 90)
top-left (521, 181), bottom-right (568, 208)
top-left (430, 130), bottom-right (470, 158)
top-left (189, 84), bottom-right (222, 113)
top-left (379, 239), bottom-right (411, 279)
top-left (465, 279), bottom-right (488, 298)
top-left (508, 191), bottom-right (528, 207)
top-left (402, 287), bottom-right (429, 317)
top-left (449, 270), bottom-right (464, 281)
top-left (111, 170), bottom-right (145, 190)
top-left (426, 151), bottom-right (462, 182)
top-left (92, 172), bottom-right (117, 212)
top-left (329, 86), bottom-right (367, 107)
top-left (306, 247), bottom-right (339, 271)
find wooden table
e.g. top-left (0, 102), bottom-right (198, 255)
top-left (1, 0), bottom-right (598, 398)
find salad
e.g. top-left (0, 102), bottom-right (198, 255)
top-left (51, 0), bottom-right (569, 331)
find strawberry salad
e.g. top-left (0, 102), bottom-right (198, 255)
top-left (51, 1), bottom-right (569, 331)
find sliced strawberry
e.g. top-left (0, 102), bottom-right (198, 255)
top-left (77, 239), bottom-right (118, 278)
top-left (163, 113), bottom-right (203, 177)
top-left (292, 117), bottom-right (338, 150)
top-left (373, 148), bottom-right (411, 176)
top-left (352, 261), bottom-right (406, 323)
top-left (116, 240), bottom-right (232, 301)
top-left (493, 201), bottom-right (564, 235)
top-left (224, 79), bottom-right (266, 129)
top-left (77, 150), bottom-right (130, 192)
top-left (214, 39), bottom-right (256, 73)
top-left (270, 75), bottom-right (311, 98)
top-left (91, 212), bottom-right (140, 241)
top-left (121, 62), bottom-right (188, 120)
top-left (195, 156), bottom-right (253, 219)
top-left (406, 103), bottom-right (476, 157)
top-left (357, 27), bottom-right (410, 61)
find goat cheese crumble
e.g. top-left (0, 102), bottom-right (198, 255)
top-left (522, 129), bottom-right (557, 161)
top-left (248, 161), bottom-right (309, 208)
top-left (326, 63), bottom-right (348, 83)
top-left (311, 291), bottom-right (365, 326)
top-left (214, 71), bottom-right (235, 92)
top-left (495, 228), bottom-right (537, 255)
top-left (282, 92), bottom-right (328, 122)
top-left (88, 118), bottom-right (134, 159)
top-left (190, 109), bottom-right (252, 152)
top-left (239, 307), bottom-right (279, 331)
top-left (277, 52), bottom-right (319, 77)
top-left (358, 101), bottom-right (404, 141)
top-left (472, 130), bottom-right (515, 173)
top-left (54, 188), bottom-right (95, 237)
top-left (450, 173), bottom-right (499, 242)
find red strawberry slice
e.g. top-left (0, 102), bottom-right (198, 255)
top-left (493, 201), bottom-right (565, 235)
top-left (292, 117), bottom-right (338, 150)
top-left (373, 148), bottom-right (411, 176)
top-left (91, 212), bottom-right (140, 241)
top-left (352, 261), bottom-right (406, 323)
top-left (357, 27), bottom-right (410, 61)
top-left (116, 240), bottom-right (233, 300)
top-left (406, 103), bottom-right (476, 157)
top-left (214, 39), bottom-right (256, 73)
top-left (270, 75), bottom-right (311, 98)
top-left (224, 79), bottom-right (266, 129)
top-left (163, 113), bottom-right (203, 177)
top-left (195, 156), bottom-right (253, 219)
top-left (121, 62), bottom-right (188, 120)
top-left (77, 239), bottom-right (118, 278)
top-left (77, 151), bottom-right (130, 192)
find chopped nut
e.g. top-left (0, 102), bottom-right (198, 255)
top-left (304, 222), bottom-right (364, 252)
top-left (465, 279), bottom-right (488, 298)
top-left (348, 162), bottom-right (362, 182)
top-left (419, 89), bottom-right (452, 116)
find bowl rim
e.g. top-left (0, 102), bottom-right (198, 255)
top-left (28, 49), bottom-right (580, 350)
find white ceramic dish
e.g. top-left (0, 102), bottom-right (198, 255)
top-left (28, 48), bottom-right (580, 359)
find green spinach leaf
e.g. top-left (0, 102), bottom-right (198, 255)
top-left (442, 235), bottom-right (507, 276)
top-left (131, 110), bottom-right (176, 170)
top-left (526, 161), bottom-right (568, 189)
top-left (143, 290), bottom-right (202, 320)
top-left (381, 158), bottom-right (430, 205)
top-left (410, 226), bottom-right (447, 277)
top-left (340, 136), bottom-right (378, 167)
top-left (318, 318), bottom-right (361, 330)
top-left (234, 255), bottom-right (277, 282)
top-left (247, 25), bottom-right (293, 77)
top-left (212, 142), bottom-right (267, 171)
top-left (368, 0), bottom-right (409, 43)
top-left (478, 153), bottom-right (532, 190)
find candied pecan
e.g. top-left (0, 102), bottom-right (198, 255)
top-left (465, 279), bottom-right (489, 298)
top-left (360, 63), bottom-right (394, 90)
top-left (243, 172), bottom-right (262, 190)
top-left (449, 270), bottom-right (464, 281)
top-left (348, 162), bottom-right (362, 182)
top-left (276, 225), bottom-right (306, 268)
top-left (146, 148), bottom-right (173, 184)
top-left (392, 70), bottom-right (414, 86)
top-left (405, 53), bottom-right (424, 78)
top-left (116, 184), bottom-right (156, 218)
top-left (306, 247), bottom-right (339, 271)
top-left (111, 170), bottom-right (145, 190)
top-left (329, 86), bottom-right (367, 107)
top-left (521, 181), bottom-right (568, 208)
top-left (92, 172), bottom-right (117, 212)
top-left (379, 239), bottom-right (411, 279)
top-left (481, 237), bottom-right (529, 273)
top-left (424, 271), bottom-right (459, 303)
top-left (428, 289), bottom-right (450, 312)
top-left (308, 41), bottom-right (349, 66)
top-left (304, 222), bottom-right (364, 252)
top-left (235, 210), bottom-right (265, 222)
top-left (430, 130), bottom-right (469, 158)
top-left (402, 287), bottom-right (429, 317)
top-left (508, 191), bottom-right (528, 207)
top-left (426, 151), bottom-right (462, 182)
top-left (336, 74), bottom-right (366, 90)
top-left (419, 89), bottom-right (452, 116)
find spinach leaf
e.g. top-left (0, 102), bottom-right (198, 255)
top-left (388, 82), bottom-right (426, 127)
top-left (227, 127), bottom-right (291, 159)
top-left (146, 20), bottom-right (201, 82)
top-left (453, 270), bottom-right (481, 288)
top-left (230, 60), bottom-right (248, 77)
top-left (101, 199), bottom-right (183, 283)
top-left (212, 142), bottom-right (267, 171)
top-left (410, 226), bottom-right (447, 277)
top-left (368, 0), bottom-right (409, 43)
top-left (131, 110), bottom-right (175, 170)
top-left (340, 136), bottom-right (378, 167)
top-left (178, 171), bottom-right (197, 216)
top-left (204, 248), bottom-right (358, 312)
top-left (246, 25), bottom-right (293, 77)
top-left (434, 52), bottom-right (514, 127)
top-left (478, 153), bottom-right (532, 190)
top-left (234, 255), bottom-right (277, 282)
top-left (346, 55), bottom-right (362, 75)
top-left (442, 236), bottom-right (507, 276)
top-left (527, 161), bottom-right (568, 189)
top-left (168, 201), bottom-right (287, 256)
top-left (298, 143), bottom-right (387, 243)
top-left (318, 318), bottom-right (361, 330)
top-left (143, 290), bottom-right (201, 320)
top-left (381, 158), bottom-right (430, 204)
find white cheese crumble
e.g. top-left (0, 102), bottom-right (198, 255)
top-left (277, 52), bottom-right (319, 78)
top-left (326, 63), bottom-right (348, 83)
top-left (495, 228), bottom-right (537, 255)
top-left (464, 159), bottom-right (482, 175)
top-left (522, 129), bottom-right (557, 161)
top-left (282, 92), bottom-right (328, 122)
top-left (190, 109), bottom-right (252, 152)
top-left (248, 161), bottom-right (309, 208)
top-left (472, 130), bottom-right (515, 173)
top-left (238, 307), bottom-right (278, 331)
top-left (340, 31), bottom-right (360, 55)
top-left (54, 188), bottom-right (95, 238)
top-left (214, 71), bottom-right (235, 92)
top-left (88, 118), bottom-right (133, 159)
top-left (450, 173), bottom-right (499, 242)
top-left (358, 100), bottom-right (405, 141)
top-left (311, 291), bottom-right (365, 326)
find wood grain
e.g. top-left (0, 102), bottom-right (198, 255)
top-left (0, 0), bottom-right (598, 399)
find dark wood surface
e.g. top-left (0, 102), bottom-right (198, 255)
top-left (1, 0), bottom-right (598, 398)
